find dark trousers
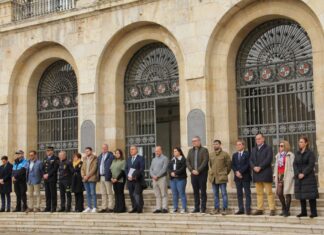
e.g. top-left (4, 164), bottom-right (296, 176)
top-left (191, 171), bottom-right (208, 211)
top-left (59, 182), bottom-right (72, 211)
top-left (14, 181), bottom-right (27, 211)
top-left (300, 199), bottom-right (317, 216)
top-left (1, 193), bottom-right (11, 210)
top-left (74, 192), bottom-right (84, 212)
top-left (113, 182), bottom-right (126, 213)
top-left (44, 181), bottom-right (57, 211)
top-left (235, 180), bottom-right (251, 212)
top-left (127, 181), bottom-right (143, 212)
top-left (276, 180), bottom-right (291, 213)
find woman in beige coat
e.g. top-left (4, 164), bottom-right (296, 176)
top-left (273, 140), bottom-right (295, 217)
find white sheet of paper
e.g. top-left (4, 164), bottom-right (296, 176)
top-left (128, 168), bottom-right (135, 178)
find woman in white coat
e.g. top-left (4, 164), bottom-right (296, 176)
top-left (274, 140), bottom-right (295, 217)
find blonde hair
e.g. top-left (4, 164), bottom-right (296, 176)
top-left (280, 140), bottom-right (291, 152)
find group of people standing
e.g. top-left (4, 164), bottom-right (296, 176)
top-left (0, 134), bottom-right (319, 218)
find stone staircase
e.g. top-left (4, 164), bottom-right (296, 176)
top-left (1, 189), bottom-right (323, 234)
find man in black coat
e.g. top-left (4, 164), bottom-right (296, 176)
top-left (186, 136), bottom-right (209, 213)
top-left (250, 134), bottom-right (275, 216)
top-left (232, 139), bottom-right (251, 215)
top-left (58, 151), bottom-right (73, 212)
top-left (0, 156), bottom-right (13, 212)
top-left (125, 145), bottom-right (145, 213)
top-left (43, 147), bottom-right (60, 212)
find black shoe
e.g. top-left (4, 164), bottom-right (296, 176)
top-left (58, 208), bottom-right (65, 212)
top-left (310, 214), bottom-right (318, 218)
top-left (50, 209), bottom-right (56, 213)
top-left (153, 209), bottom-right (162, 213)
top-left (297, 213), bottom-right (307, 217)
top-left (235, 211), bottom-right (244, 215)
top-left (0, 208), bottom-right (5, 212)
top-left (65, 208), bottom-right (71, 213)
top-left (201, 209), bottom-right (206, 214)
top-left (106, 209), bottom-right (114, 213)
top-left (129, 209), bottom-right (137, 213)
top-left (98, 209), bottom-right (107, 213)
top-left (137, 210), bottom-right (143, 214)
top-left (269, 210), bottom-right (276, 216)
top-left (191, 209), bottom-right (200, 213)
top-left (6, 209), bottom-right (10, 212)
top-left (13, 208), bottom-right (21, 212)
top-left (162, 209), bottom-right (168, 213)
top-left (246, 210), bottom-right (251, 215)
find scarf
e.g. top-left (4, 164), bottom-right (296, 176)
top-left (73, 159), bottom-right (81, 168)
top-left (278, 151), bottom-right (286, 168)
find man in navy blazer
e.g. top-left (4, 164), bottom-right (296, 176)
top-left (125, 145), bottom-right (145, 213)
top-left (97, 144), bottom-right (115, 213)
top-left (232, 139), bottom-right (251, 215)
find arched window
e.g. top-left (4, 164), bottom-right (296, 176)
top-left (236, 19), bottom-right (316, 154)
top-left (37, 60), bottom-right (78, 159)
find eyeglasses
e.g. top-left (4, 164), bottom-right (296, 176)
top-left (279, 145), bottom-right (284, 147)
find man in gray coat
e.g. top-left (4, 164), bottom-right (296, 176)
top-left (150, 146), bottom-right (169, 213)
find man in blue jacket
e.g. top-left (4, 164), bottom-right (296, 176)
top-left (25, 150), bottom-right (43, 212)
top-left (97, 144), bottom-right (114, 213)
top-left (232, 139), bottom-right (251, 215)
top-left (125, 145), bottom-right (145, 213)
top-left (12, 150), bottom-right (28, 212)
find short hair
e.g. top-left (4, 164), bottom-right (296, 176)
top-left (59, 151), bottom-right (67, 156)
top-left (255, 133), bottom-right (264, 138)
top-left (46, 146), bottom-right (54, 151)
top-left (213, 139), bottom-right (222, 144)
top-left (155, 145), bottom-right (163, 150)
top-left (192, 136), bottom-right (201, 141)
top-left (29, 150), bottom-right (37, 155)
top-left (129, 145), bottom-right (138, 150)
top-left (1, 156), bottom-right (8, 161)
top-left (85, 147), bottom-right (92, 151)
top-left (236, 139), bottom-right (245, 146)
top-left (73, 153), bottom-right (82, 159)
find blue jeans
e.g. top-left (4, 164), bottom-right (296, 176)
top-left (212, 183), bottom-right (228, 209)
top-left (170, 178), bottom-right (187, 210)
top-left (83, 182), bottom-right (97, 209)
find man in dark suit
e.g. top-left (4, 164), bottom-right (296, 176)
top-left (250, 133), bottom-right (275, 216)
top-left (232, 139), bottom-right (251, 215)
top-left (187, 136), bottom-right (209, 213)
top-left (125, 145), bottom-right (145, 213)
top-left (42, 146), bottom-right (59, 212)
top-left (97, 144), bottom-right (114, 213)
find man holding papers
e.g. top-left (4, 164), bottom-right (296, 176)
top-left (125, 145), bottom-right (145, 213)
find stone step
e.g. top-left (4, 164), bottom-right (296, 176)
top-left (0, 213), bottom-right (323, 234)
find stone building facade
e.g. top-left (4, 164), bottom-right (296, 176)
top-left (1, 0), bottom-right (324, 187)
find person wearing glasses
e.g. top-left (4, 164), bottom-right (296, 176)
top-left (273, 140), bottom-right (295, 217)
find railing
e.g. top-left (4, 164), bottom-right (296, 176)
top-left (12, 0), bottom-right (75, 21)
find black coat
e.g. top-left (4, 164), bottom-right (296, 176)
top-left (168, 156), bottom-right (187, 179)
top-left (232, 151), bottom-right (251, 182)
top-left (71, 161), bottom-right (84, 193)
top-left (293, 149), bottom-right (318, 200)
top-left (59, 159), bottom-right (73, 185)
top-left (43, 155), bottom-right (59, 183)
top-left (250, 144), bottom-right (273, 183)
top-left (0, 163), bottom-right (13, 194)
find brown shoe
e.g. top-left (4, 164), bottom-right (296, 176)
top-left (270, 210), bottom-right (276, 216)
top-left (34, 208), bottom-right (40, 213)
top-left (252, 210), bottom-right (263, 215)
top-left (25, 208), bottom-right (33, 213)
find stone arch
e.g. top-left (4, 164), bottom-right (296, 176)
top-left (205, 0), bottom-right (324, 186)
top-left (96, 21), bottom-right (185, 151)
top-left (8, 42), bottom-right (79, 157)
